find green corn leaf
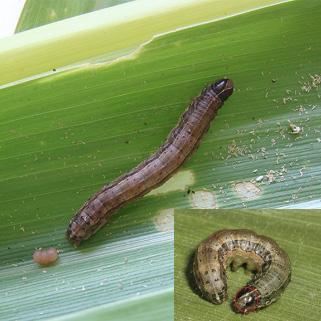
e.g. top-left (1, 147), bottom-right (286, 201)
top-left (0, 0), bottom-right (320, 320)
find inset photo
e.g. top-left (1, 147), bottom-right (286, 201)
top-left (175, 209), bottom-right (321, 321)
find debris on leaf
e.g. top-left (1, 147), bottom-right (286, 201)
top-left (289, 123), bottom-right (302, 134)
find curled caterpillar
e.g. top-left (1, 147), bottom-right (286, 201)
top-left (193, 229), bottom-right (291, 314)
top-left (67, 79), bottom-right (234, 245)
top-left (33, 247), bottom-right (59, 266)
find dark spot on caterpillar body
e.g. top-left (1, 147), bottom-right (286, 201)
top-left (67, 79), bottom-right (234, 245)
top-left (33, 247), bottom-right (59, 266)
top-left (193, 229), bottom-right (291, 314)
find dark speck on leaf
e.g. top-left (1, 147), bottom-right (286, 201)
top-left (272, 79), bottom-right (277, 83)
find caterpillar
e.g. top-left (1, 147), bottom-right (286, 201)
top-left (66, 79), bottom-right (234, 245)
top-left (193, 229), bottom-right (291, 314)
top-left (33, 247), bottom-right (59, 266)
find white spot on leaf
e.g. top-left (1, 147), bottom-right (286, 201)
top-left (234, 182), bottom-right (261, 201)
top-left (147, 170), bottom-right (195, 196)
top-left (190, 190), bottom-right (217, 209)
top-left (154, 209), bottom-right (174, 232)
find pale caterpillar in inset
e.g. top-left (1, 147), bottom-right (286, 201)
top-left (193, 229), bottom-right (291, 314)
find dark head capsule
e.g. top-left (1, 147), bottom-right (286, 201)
top-left (211, 79), bottom-right (234, 102)
top-left (232, 285), bottom-right (260, 314)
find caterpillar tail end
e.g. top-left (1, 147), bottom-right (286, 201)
top-left (66, 223), bottom-right (82, 247)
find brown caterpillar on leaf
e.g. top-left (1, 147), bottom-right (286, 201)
top-left (67, 79), bottom-right (234, 245)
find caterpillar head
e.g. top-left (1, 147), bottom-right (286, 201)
top-left (232, 285), bottom-right (260, 314)
top-left (211, 79), bottom-right (234, 102)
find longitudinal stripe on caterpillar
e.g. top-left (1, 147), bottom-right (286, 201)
top-left (66, 79), bottom-right (234, 245)
top-left (193, 229), bottom-right (291, 314)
